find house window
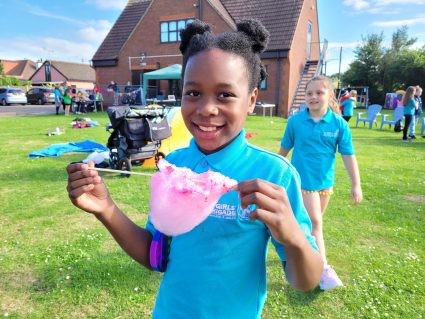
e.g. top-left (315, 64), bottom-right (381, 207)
top-left (260, 66), bottom-right (267, 90)
top-left (306, 21), bottom-right (312, 60)
top-left (45, 63), bottom-right (51, 82)
top-left (160, 19), bottom-right (194, 43)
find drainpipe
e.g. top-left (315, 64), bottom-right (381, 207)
top-left (198, 0), bottom-right (202, 20)
top-left (275, 57), bottom-right (282, 116)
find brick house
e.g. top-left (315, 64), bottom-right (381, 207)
top-left (29, 60), bottom-right (95, 89)
top-left (92, 0), bottom-right (321, 117)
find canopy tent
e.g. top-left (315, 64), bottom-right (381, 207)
top-left (142, 64), bottom-right (182, 99)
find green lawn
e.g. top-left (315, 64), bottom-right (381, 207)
top-left (0, 111), bottom-right (424, 319)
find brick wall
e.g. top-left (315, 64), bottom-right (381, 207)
top-left (284, 0), bottom-right (320, 117)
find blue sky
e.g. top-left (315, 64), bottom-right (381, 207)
top-left (1, 0), bottom-right (424, 76)
top-left (318, 0), bottom-right (425, 75)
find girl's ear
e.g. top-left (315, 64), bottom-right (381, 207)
top-left (248, 88), bottom-right (259, 114)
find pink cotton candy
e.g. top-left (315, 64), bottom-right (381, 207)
top-left (149, 159), bottom-right (237, 236)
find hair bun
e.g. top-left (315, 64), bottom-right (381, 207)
top-left (179, 20), bottom-right (211, 54)
top-left (237, 19), bottom-right (270, 53)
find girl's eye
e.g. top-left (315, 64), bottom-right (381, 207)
top-left (185, 91), bottom-right (200, 97)
top-left (218, 92), bottom-right (234, 98)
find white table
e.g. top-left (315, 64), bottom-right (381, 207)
top-left (256, 103), bottom-right (275, 117)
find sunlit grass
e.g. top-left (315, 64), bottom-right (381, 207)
top-left (0, 110), bottom-right (424, 318)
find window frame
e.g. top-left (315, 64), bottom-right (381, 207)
top-left (160, 18), bottom-right (194, 43)
top-left (260, 65), bottom-right (268, 90)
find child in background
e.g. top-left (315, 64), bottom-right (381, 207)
top-left (339, 89), bottom-right (349, 113)
top-left (279, 75), bottom-right (363, 290)
top-left (341, 89), bottom-right (357, 122)
top-left (66, 19), bottom-right (322, 318)
top-left (54, 85), bottom-right (63, 115)
top-left (410, 85), bottom-right (423, 139)
top-left (63, 88), bottom-right (71, 116)
top-left (402, 86), bottom-right (418, 142)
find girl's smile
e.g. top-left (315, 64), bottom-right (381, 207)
top-left (181, 48), bottom-right (258, 154)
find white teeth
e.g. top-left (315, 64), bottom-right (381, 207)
top-left (199, 126), bottom-right (217, 132)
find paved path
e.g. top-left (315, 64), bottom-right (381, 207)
top-left (0, 104), bottom-right (56, 117)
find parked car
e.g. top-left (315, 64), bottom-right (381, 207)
top-left (26, 87), bottom-right (55, 105)
top-left (0, 87), bottom-right (27, 106)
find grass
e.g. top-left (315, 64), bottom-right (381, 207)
top-left (0, 110), bottom-right (424, 319)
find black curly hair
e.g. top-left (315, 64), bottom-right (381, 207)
top-left (179, 19), bottom-right (270, 92)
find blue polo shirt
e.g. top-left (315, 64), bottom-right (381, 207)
top-left (281, 108), bottom-right (354, 190)
top-left (146, 129), bottom-right (317, 319)
top-left (341, 98), bottom-right (355, 117)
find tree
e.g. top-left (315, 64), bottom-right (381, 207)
top-left (381, 26), bottom-right (417, 94)
top-left (341, 26), bottom-right (424, 105)
top-left (342, 32), bottom-right (385, 104)
top-left (391, 26), bottom-right (416, 53)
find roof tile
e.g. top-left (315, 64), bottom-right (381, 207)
top-left (93, 0), bottom-right (304, 61)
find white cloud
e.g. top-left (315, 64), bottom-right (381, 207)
top-left (76, 20), bottom-right (113, 42)
top-left (25, 3), bottom-right (84, 26)
top-left (375, 0), bottom-right (425, 5)
top-left (344, 0), bottom-right (425, 14)
top-left (371, 16), bottom-right (425, 27)
top-left (85, 0), bottom-right (127, 10)
top-left (327, 41), bottom-right (360, 50)
top-left (2, 36), bottom-right (98, 63)
top-left (343, 0), bottom-right (371, 10)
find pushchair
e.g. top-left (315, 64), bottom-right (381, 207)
top-left (106, 106), bottom-right (172, 177)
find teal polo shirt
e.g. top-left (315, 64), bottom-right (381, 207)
top-left (341, 98), bottom-right (355, 117)
top-left (403, 98), bottom-right (417, 115)
top-left (281, 108), bottom-right (354, 190)
top-left (146, 129), bottom-right (317, 319)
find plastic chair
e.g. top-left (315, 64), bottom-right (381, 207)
top-left (380, 106), bottom-right (404, 130)
top-left (356, 104), bottom-right (382, 129)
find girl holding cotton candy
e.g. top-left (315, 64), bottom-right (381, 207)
top-left (66, 19), bottom-right (322, 319)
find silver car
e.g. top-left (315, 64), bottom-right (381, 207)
top-left (0, 87), bottom-right (28, 106)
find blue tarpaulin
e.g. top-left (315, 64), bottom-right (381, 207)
top-left (29, 140), bottom-right (108, 158)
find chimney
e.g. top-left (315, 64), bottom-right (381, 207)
top-left (36, 59), bottom-right (43, 70)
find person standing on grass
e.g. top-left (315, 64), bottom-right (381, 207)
top-left (54, 85), bottom-right (63, 115)
top-left (412, 85), bottom-right (423, 138)
top-left (60, 82), bottom-right (67, 111)
top-left (279, 75), bottom-right (363, 291)
top-left (63, 88), bottom-right (72, 116)
top-left (66, 19), bottom-right (323, 318)
top-left (107, 81), bottom-right (119, 106)
top-left (402, 86), bottom-right (418, 142)
top-left (341, 89), bottom-right (357, 123)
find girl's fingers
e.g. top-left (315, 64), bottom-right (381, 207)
top-left (68, 166), bottom-right (98, 183)
top-left (69, 175), bottom-right (102, 190)
top-left (68, 183), bottom-right (95, 199)
top-left (240, 191), bottom-right (279, 212)
top-left (237, 179), bottom-right (284, 200)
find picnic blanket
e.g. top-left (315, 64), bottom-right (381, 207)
top-left (29, 140), bottom-right (108, 158)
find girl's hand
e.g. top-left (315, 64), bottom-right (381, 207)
top-left (350, 185), bottom-right (363, 204)
top-left (66, 162), bottom-right (115, 215)
top-left (236, 179), bottom-right (304, 246)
